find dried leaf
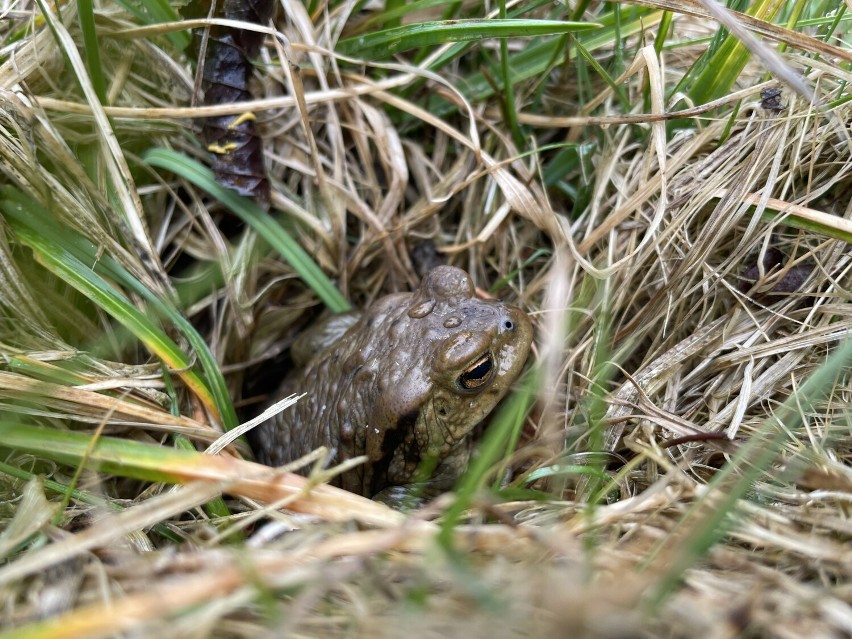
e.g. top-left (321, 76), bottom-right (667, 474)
top-left (190, 0), bottom-right (276, 204)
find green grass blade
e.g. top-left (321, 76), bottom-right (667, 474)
top-left (356, 0), bottom-right (463, 33)
top-left (759, 208), bottom-right (852, 244)
top-left (0, 462), bottom-right (182, 543)
top-left (498, 0), bottom-right (524, 148)
top-left (574, 36), bottom-right (628, 107)
top-left (706, 190), bottom-right (852, 245)
top-left (425, 8), bottom-right (656, 118)
top-left (776, 0), bottom-right (808, 55)
top-left (381, 0), bottom-right (404, 29)
top-left (438, 373), bottom-right (536, 549)
top-left (77, 0), bottom-right (107, 104)
top-left (144, 148), bottom-right (350, 313)
top-left (337, 19), bottom-right (599, 59)
top-left (113, 0), bottom-right (191, 50)
top-left (0, 188), bottom-right (238, 429)
top-left (0, 423), bottom-right (209, 484)
top-left (172, 433), bottom-right (234, 521)
top-left (688, 0), bottom-right (784, 105)
top-left (6, 356), bottom-right (90, 387)
top-left (642, 336), bottom-right (852, 609)
top-left (1, 201), bottom-right (220, 422)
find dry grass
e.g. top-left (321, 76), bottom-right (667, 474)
top-left (0, 1), bottom-right (851, 638)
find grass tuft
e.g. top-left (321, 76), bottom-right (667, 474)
top-left (0, 1), bottom-right (850, 637)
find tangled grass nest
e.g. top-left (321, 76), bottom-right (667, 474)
top-left (0, 1), bottom-right (850, 637)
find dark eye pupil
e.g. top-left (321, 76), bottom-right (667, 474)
top-left (458, 354), bottom-right (494, 390)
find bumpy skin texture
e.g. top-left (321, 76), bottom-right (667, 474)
top-left (252, 266), bottom-right (533, 502)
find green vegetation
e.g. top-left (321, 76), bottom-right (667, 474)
top-left (0, 1), bottom-right (849, 637)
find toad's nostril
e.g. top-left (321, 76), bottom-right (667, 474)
top-left (503, 319), bottom-right (514, 331)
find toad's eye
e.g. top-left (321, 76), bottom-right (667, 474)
top-left (458, 353), bottom-right (494, 391)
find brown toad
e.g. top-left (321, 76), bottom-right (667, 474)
top-left (251, 266), bottom-right (533, 504)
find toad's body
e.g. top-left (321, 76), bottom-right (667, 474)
top-left (252, 266), bottom-right (533, 503)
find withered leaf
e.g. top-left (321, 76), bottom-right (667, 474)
top-left (187, 0), bottom-right (276, 205)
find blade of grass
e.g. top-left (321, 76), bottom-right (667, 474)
top-left (1, 187), bottom-right (238, 429)
top-left (574, 36), bottom-right (629, 108)
top-left (0, 423), bottom-right (203, 484)
top-left (77, 0), bottom-right (106, 104)
top-left (382, 0), bottom-right (404, 29)
top-left (648, 11), bottom-right (674, 111)
top-left (524, 464), bottom-right (611, 482)
top-left (424, 8), bottom-right (657, 119)
top-left (144, 149), bottom-right (349, 313)
top-left (775, 0), bottom-right (808, 56)
top-left (113, 0), bottom-right (190, 50)
top-left (0, 371), bottom-right (210, 433)
top-left (438, 374), bottom-right (536, 549)
top-left (171, 434), bottom-right (233, 521)
top-left (0, 460), bottom-right (183, 543)
top-left (337, 18), bottom-right (599, 59)
top-left (35, 0), bottom-right (163, 283)
top-left (641, 336), bottom-right (852, 610)
top-left (407, 0), bottom-right (580, 73)
top-left (498, 1), bottom-right (524, 148)
top-left (7, 356), bottom-right (91, 387)
top-left (711, 191), bottom-right (852, 245)
top-left (688, 0), bottom-right (786, 105)
top-left (1, 201), bottom-right (221, 422)
top-left (0, 422), bottom-right (405, 528)
top-left (355, 0), bottom-right (464, 33)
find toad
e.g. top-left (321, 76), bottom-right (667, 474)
top-left (251, 266), bottom-right (533, 505)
